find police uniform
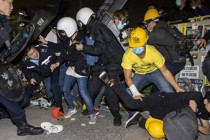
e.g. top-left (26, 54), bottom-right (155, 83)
top-left (0, 14), bottom-right (26, 123)
top-left (0, 13), bottom-right (43, 136)
top-left (20, 45), bottom-right (63, 111)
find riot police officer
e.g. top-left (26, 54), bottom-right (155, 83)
top-left (0, 0), bottom-right (44, 136)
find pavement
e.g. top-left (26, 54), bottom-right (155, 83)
top-left (0, 102), bottom-right (210, 140)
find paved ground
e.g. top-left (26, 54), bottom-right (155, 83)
top-left (0, 103), bottom-right (210, 140)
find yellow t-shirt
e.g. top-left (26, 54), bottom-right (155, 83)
top-left (121, 45), bottom-right (165, 74)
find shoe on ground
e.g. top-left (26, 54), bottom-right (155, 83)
top-left (64, 108), bottom-right (77, 118)
top-left (40, 122), bottom-right (63, 134)
top-left (113, 117), bottom-right (122, 126)
top-left (17, 122), bottom-right (44, 136)
top-left (30, 99), bottom-right (39, 106)
top-left (125, 112), bottom-right (142, 128)
top-left (88, 115), bottom-right (96, 124)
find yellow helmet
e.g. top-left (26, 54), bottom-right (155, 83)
top-left (145, 118), bottom-right (165, 139)
top-left (128, 27), bottom-right (148, 48)
top-left (144, 9), bottom-right (160, 22)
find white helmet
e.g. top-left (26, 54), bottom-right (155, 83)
top-left (76, 7), bottom-right (94, 27)
top-left (57, 17), bottom-right (78, 40)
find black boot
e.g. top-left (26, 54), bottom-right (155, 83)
top-left (111, 110), bottom-right (122, 126)
top-left (15, 121), bottom-right (44, 136)
top-left (113, 117), bottom-right (122, 126)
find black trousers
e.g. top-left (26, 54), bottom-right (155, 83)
top-left (110, 83), bottom-right (203, 120)
top-left (88, 72), bottom-right (121, 118)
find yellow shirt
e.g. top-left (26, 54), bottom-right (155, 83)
top-left (121, 45), bottom-right (165, 74)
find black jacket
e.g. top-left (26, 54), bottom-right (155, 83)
top-left (84, 20), bottom-right (124, 73)
top-left (20, 45), bottom-right (58, 80)
top-left (148, 20), bottom-right (183, 61)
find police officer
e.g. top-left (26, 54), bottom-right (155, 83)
top-left (0, 0), bottom-right (44, 136)
top-left (20, 44), bottom-right (63, 114)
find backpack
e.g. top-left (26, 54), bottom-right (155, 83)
top-left (83, 36), bottom-right (99, 66)
top-left (168, 24), bottom-right (194, 65)
top-left (163, 106), bottom-right (198, 140)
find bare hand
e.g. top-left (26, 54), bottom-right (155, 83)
top-left (55, 52), bottom-right (61, 56)
top-left (30, 78), bottom-right (37, 85)
top-left (50, 63), bottom-right (59, 72)
top-left (176, 87), bottom-right (185, 93)
top-left (197, 39), bottom-right (207, 48)
top-left (38, 35), bottom-right (48, 45)
top-left (76, 43), bottom-right (84, 51)
top-left (133, 94), bottom-right (144, 101)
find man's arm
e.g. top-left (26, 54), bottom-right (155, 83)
top-left (123, 68), bottom-right (144, 100)
top-left (159, 64), bottom-right (184, 92)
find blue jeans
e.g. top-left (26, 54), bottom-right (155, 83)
top-left (63, 74), bottom-right (94, 115)
top-left (44, 77), bottom-right (53, 98)
top-left (59, 63), bottom-right (67, 88)
top-left (44, 63), bottom-right (67, 98)
top-left (133, 69), bottom-right (174, 92)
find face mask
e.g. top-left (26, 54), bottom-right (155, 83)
top-left (176, 0), bottom-right (181, 7)
top-left (147, 27), bottom-right (152, 32)
top-left (132, 47), bottom-right (144, 55)
top-left (117, 21), bottom-right (125, 30)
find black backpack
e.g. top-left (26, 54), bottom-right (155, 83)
top-left (168, 24), bottom-right (194, 66)
top-left (163, 106), bottom-right (198, 140)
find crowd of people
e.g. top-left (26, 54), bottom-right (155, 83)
top-left (0, 0), bottom-right (210, 138)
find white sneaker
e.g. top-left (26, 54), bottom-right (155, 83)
top-left (88, 115), bottom-right (96, 124)
top-left (30, 99), bottom-right (39, 106)
top-left (40, 122), bottom-right (63, 134)
top-left (64, 108), bottom-right (77, 118)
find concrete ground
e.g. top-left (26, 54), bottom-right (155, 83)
top-left (0, 103), bottom-right (210, 140)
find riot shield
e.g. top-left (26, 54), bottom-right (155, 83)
top-left (0, 23), bottom-right (35, 64)
top-left (0, 64), bottom-right (24, 102)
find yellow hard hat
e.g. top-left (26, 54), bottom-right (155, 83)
top-left (144, 9), bottom-right (160, 22)
top-left (128, 27), bottom-right (148, 48)
top-left (145, 118), bottom-right (165, 139)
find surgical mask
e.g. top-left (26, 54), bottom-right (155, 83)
top-left (147, 27), bottom-right (152, 32)
top-left (117, 21), bottom-right (125, 30)
top-left (132, 47), bottom-right (144, 55)
top-left (176, 0), bottom-right (181, 7)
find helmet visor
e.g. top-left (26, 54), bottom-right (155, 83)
top-left (57, 30), bottom-right (69, 41)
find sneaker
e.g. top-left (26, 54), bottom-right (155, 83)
top-left (40, 122), bottom-right (63, 134)
top-left (94, 108), bottom-right (99, 116)
top-left (125, 112), bottom-right (142, 128)
top-left (64, 108), bottom-right (77, 118)
top-left (88, 115), bottom-right (96, 124)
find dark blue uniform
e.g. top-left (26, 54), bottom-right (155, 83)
top-left (20, 45), bottom-right (63, 110)
top-left (0, 14), bottom-right (26, 123)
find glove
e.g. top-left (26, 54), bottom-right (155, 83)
top-left (129, 84), bottom-right (141, 98)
